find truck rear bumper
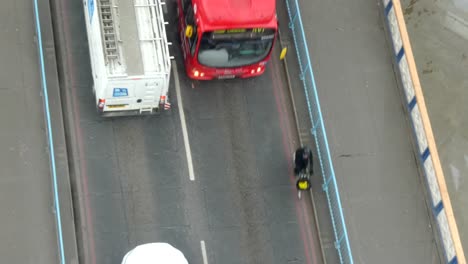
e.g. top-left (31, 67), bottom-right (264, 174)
top-left (98, 107), bottom-right (162, 118)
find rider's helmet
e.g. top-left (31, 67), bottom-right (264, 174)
top-left (302, 147), bottom-right (310, 159)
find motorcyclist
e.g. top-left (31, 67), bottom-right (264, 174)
top-left (294, 146), bottom-right (313, 176)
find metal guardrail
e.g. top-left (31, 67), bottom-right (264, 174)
top-left (284, 0), bottom-right (354, 263)
top-left (382, 0), bottom-right (466, 263)
top-left (32, 1), bottom-right (66, 263)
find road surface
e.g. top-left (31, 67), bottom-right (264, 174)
top-left (50, 0), bottom-right (324, 263)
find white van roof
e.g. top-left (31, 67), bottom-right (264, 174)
top-left (99, 0), bottom-right (171, 77)
top-left (122, 243), bottom-right (189, 264)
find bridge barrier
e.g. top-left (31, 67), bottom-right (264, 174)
top-left (284, 0), bottom-right (354, 263)
top-left (381, 0), bottom-right (466, 263)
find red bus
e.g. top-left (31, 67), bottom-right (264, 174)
top-left (176, 0), bottom-right (278, 80)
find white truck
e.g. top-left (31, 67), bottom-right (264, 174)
top-left (121, 243), bottom-right (189, 264)
top-left (83, 0), bottom-right (173, 116)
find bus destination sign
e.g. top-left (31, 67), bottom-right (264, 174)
top-left (211, 28), bottom-right (275, 40)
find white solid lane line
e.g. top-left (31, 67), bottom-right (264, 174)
top-left (173, 63), bottom-right (195, 181)
top-left (200, 240), bottom-right (209, 264)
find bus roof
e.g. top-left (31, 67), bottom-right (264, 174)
top-left (195, 0), bottom-right (276, 29)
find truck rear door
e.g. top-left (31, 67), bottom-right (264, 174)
top-left (103, 81), bottom-right (137, 112)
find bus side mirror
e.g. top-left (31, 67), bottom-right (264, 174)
top-left (185, 25), bottom-right (194, 38)
top-left (280, 47), bottom-right (288, 60)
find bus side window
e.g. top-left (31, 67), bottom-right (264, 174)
top-left (190, 34), bottom-right (198, 56)
top-left (185, 5), bottom-right (197, 54)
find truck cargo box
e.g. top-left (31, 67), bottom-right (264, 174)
top-left (83, 0), bottom-right (173, 116)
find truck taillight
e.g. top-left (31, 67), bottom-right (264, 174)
top-left (98, 99), bottom-right (105, 110)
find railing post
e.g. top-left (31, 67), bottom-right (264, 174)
top-left (323, 174), bottom-right (332, 192)
top-left (289, 8), bottom-right (298, 30)
top-left (311, 120), bottom-right (319, 136)
top-left (300, 61), bottom-right (310, 81)
top-left (335, 233), bottom-right (344, 250)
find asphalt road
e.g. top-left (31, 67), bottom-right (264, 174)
top-left (0, 0), bottom-right (62, 263)
top-left (51, 0), bottom-right (323, 263)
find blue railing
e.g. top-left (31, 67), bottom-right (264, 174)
top-left (33, 1), bottom-right (66, 263)
top-left (284, 0), bottom-right (354, 263)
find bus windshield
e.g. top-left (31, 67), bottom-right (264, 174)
top-left (197, 28), bottom-right (275, 68)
